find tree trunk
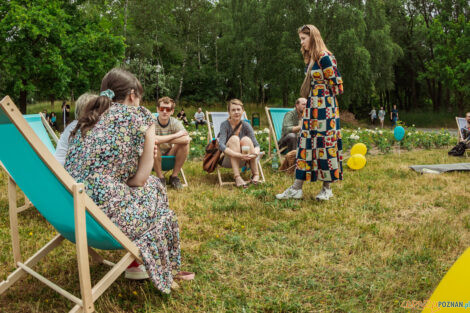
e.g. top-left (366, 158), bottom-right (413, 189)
top-left (282, 81), bottom-right (288, 106)
top-left (176, 45), bottom-right (188, 104)
top-left (411, 77), bottom-right (418, 110)
top-left (123, 0), bottom-right (128, 39)
top-left (261, 82), bottom-right (265, 106)
top-left (436, 81), bottom-right (442, 112)
top-left (19, 90), bottom-right (27, 114)
top-left (197, 30), bottom-right (201, 70)
top-left (215, 36), bottom-right (218, 74)
top-left (123, 0), bottom-right (128, 62)
top-left (50, 95), bottom-right (55, 110)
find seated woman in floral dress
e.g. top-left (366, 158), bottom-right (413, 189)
top-left (65, 68), bottom-right (193, 293)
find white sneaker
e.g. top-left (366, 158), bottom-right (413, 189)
top-left (316, 187), bottom-right (333, 201)
top-left (276, 186), bottom-right (303, 200)
top-left (125, 264), bottom-right (149, 280)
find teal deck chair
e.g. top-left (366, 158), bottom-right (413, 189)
top-left (265, 107), bottom-right (294, 161)
top-left (24, 113), bottom-right (58, 153)
top-left (0, 113), bottom-right (59, 213)
top-left (0, 96), bottom-right (142, 313)
top-left (152, 112), bottom-right (188, 186)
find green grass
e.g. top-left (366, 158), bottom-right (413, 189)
top-left (1, 149), bottom-right (469, 312)
top-left (399, 110), bottom-right (459, 129)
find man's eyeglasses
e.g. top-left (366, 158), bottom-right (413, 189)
top-left (159, 107), bottom-right (172, 113)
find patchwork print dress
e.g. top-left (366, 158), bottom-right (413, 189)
top-left (295, 51), bottom-right (344, 182)
top-left (65, 103), bottom-right (180, 294)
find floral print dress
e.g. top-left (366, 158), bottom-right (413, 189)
top-left (295, 51), bottom-right (344, 182)
top-left (65, 103), bottom-right (180, 294)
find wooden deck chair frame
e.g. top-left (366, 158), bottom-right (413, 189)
top-left (0, 96), bottom-right (143, 313)
top-left (152, 113), bottom-right (189, 186)
top-left (205, 111), bottom-right (265, 186)
top-left (0, 113), bottom-right (58, 213)
top-left (456, 117), bottom-right (470, 158)
top-left (264, 107), bottom-right (293, 163)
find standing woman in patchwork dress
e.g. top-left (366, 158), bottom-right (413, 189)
top-left (277, 24), bottom-right (343, 201)
top-left (65, 68), bottom-right (191, 293)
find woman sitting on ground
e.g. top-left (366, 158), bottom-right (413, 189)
top-left (54, 92), bottom-right (97, 166)
top-left (65, 68), bottom-right (192, 293)
top-left (218, 98), bottom-right (261, 187)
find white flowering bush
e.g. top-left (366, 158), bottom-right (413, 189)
top-left (186, 123), bottom-right (456, 159)
top-left (342, 127), bottom-right (456, 153)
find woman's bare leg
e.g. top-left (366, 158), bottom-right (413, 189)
top-left (240, 136), bottom-right (259, 180)
top-left (226, 136), bottom-right (242, 179)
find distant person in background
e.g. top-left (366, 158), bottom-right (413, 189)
top-left (369, 108), bottom-right (377, 125)
top-left (378, 107), bottom-right (386, 128)
top-left (194, 107), bottom-right (206, 129)
top-left (54, 93), bottom-right (97, 166)
top-left (42, 110), bottom-right (50, 124)
top-left (176, 108), bottom-right (189, 126)
top-left (278, 97), bottom-right (306, 153)
top-left (61, 100), bottom-right (70, 128)
top-left (50, 112), bottom-right (57, 130)
top-left (390, 105), bottom-right (398, 127)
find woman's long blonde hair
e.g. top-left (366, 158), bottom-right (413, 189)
top-left (298, 24), bottom-right (330, 64)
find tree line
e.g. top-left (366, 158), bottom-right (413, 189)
top-left (0, 0), bottom-right (468, 116)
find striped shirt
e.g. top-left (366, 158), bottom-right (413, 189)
top-left (155, 116), bottom-right (185, 153)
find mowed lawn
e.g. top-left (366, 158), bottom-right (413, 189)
top-left (0, 149), bottom-right (469, 312)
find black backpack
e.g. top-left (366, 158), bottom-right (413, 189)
top-left (448, 142), bottom-right (467, 156)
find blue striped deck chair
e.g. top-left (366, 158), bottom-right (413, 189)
top-left (265, 107), bottom-right (294, 161)
top-left (0, 113), bottom-right (59, 213)
top-left (152, 112), bottom-right (188, 186)
top-left (205, 111), bottom-right (265, 186)
top-left (0, 96), bottom-right (142, 313)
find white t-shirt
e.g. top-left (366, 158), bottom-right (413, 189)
top-left (54, 120), bottom-right (77, 166)
top-left (378, 110), bottom-right (386, 120)
top-left (194, 112), bottom-right (205, 121)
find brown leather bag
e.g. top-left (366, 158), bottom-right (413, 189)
top-left (300, 61), bottom-right (314, 98)
top-left (203, 139), bottom-right (222, 173)
top-left (279, 150), bottom-right (297, 174)
top-left (202, 121), bottom-right (242, 173)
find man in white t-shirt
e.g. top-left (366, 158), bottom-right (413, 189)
top-left (194, 107), bottom-right (206, 129)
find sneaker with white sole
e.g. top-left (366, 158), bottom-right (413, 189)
top-left (276, 186), bottom-right (303, 200)
top-left (316, 187), bottom-right (333, 201)
top-left (125, 264), bottom-right (149, 280)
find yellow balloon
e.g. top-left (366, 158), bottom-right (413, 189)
top-left (351, 143), bottom-right (367, 156)
top-left (347, 154), bottom-right (366, 170)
